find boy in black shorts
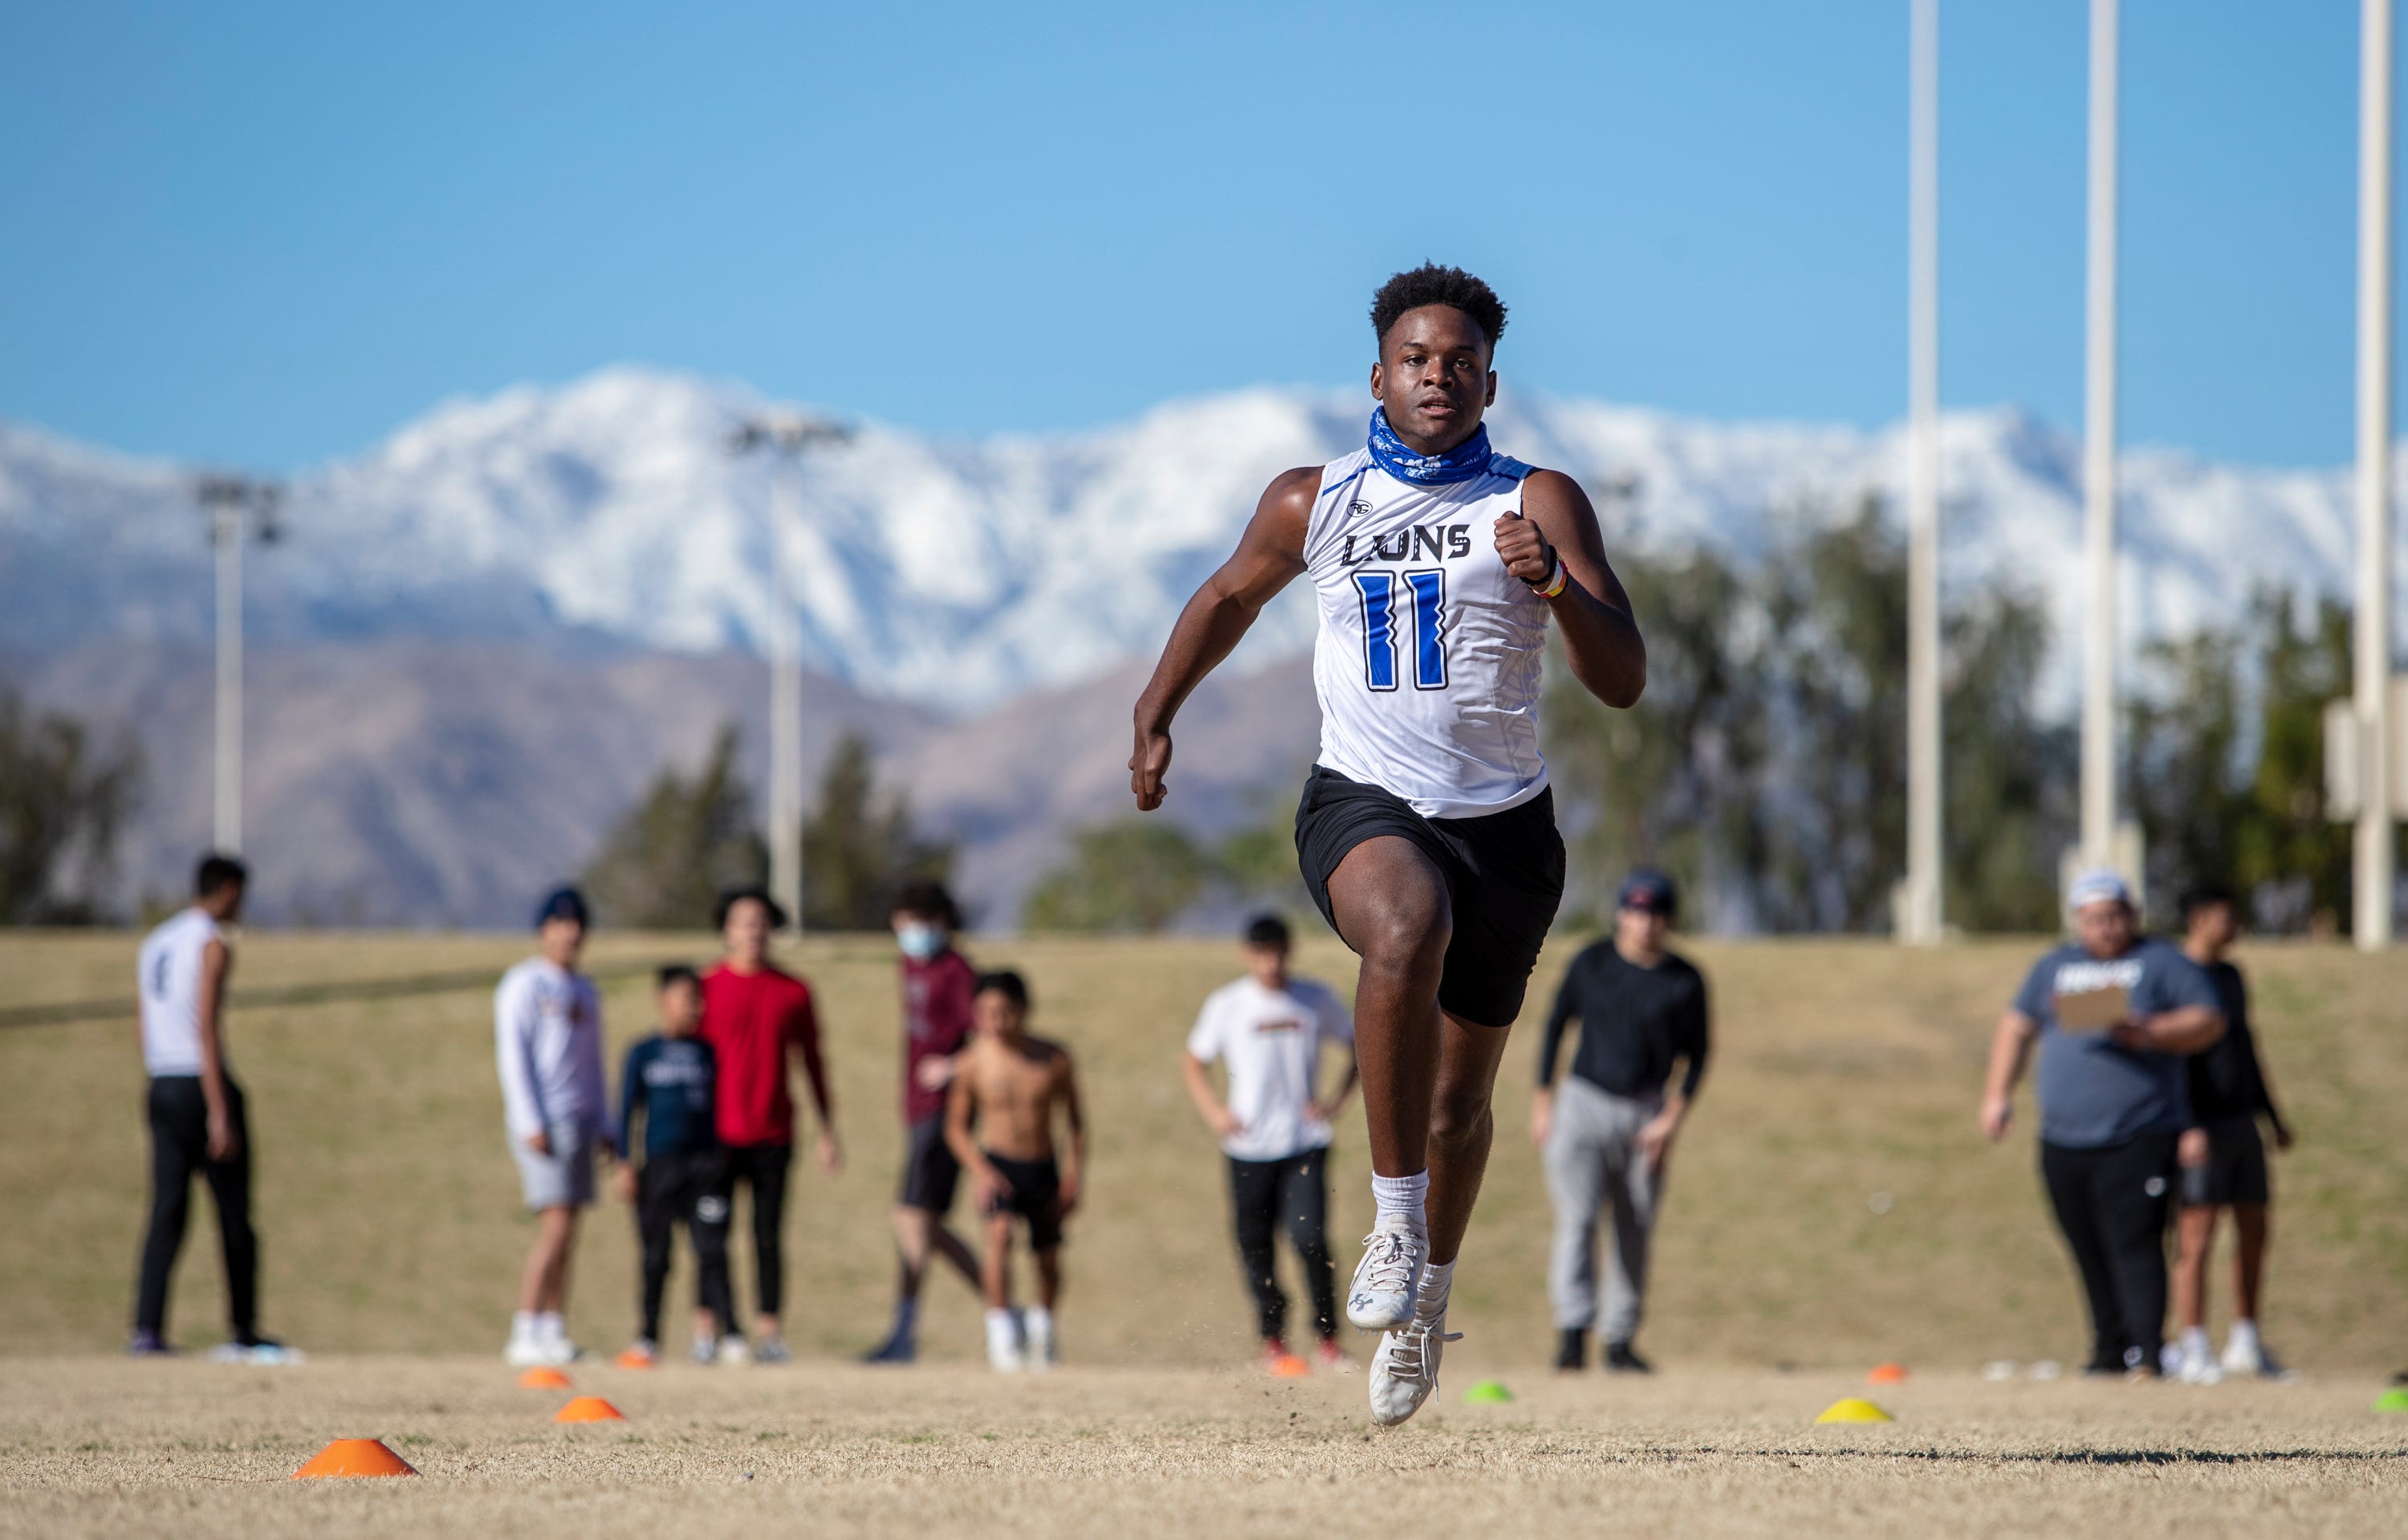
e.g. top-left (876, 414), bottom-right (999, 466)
top-left (946, 972), bottom-right (1085, 1372)
top-left (613, 965), bottom-right (736, 1366)
top-left (2169, 885), bottom-right (2293, 1381)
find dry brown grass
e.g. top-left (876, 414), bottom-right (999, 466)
top-left (0, 930), bottom-right (2403, 1375)
top-left (1, 1358), bottom-right (2402, 1539)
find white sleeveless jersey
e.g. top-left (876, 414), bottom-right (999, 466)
top-left (1304, 446), bottom-right (1551, 818)
top-left (137, 906), bottom-right (225, 1077)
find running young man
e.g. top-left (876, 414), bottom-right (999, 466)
top-left (699, 887), bottom-right (839, 1365)
top-left (131, 854), bottom-right (294, 1361)
top-left (1131, 265), bottom-right (1646, 1424)
top-left (861, 881), bottom-right (982, 1364)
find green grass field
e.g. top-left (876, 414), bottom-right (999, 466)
top-left (2, 929), bottom-right (2402, 1373)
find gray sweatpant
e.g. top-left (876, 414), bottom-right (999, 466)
top-left (1544, 1076), bottom-right (1662, 1342)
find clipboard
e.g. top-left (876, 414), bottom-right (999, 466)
top-left (2052, 984), bottom-right (2129, 1033)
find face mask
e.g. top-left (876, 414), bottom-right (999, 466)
top-left (896, 922), bottom-right (944, 961)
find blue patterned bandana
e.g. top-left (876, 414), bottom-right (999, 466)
top-left (1366, 407), bottom-right (1493, 486)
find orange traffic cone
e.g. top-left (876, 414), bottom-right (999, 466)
top-left (554, 1395), bottom-right (625, 1424)
top-left (518, 1367), bottom-right (572, 1390)
top-left (291, 1438), bottom-right (418, 1479)
top-left (1868, 1363), bottom-right (1909, 1385)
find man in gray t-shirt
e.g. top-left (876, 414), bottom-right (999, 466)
top-left (1979, 871), bottom-right (2223, 1375)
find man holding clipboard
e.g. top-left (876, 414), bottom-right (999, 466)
top-left (1979, 870), bottom-right (2225, 1377)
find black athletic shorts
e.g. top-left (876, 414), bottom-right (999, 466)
top-left (2182, 1116), bottom-right (2271, 1208)
top-left (981, 1150), bottom-right (1064, 1252)
top-left (898, 1113), bottom-right (961, 1213)
top-left (1294, 766), bottom-right (1566, 1028)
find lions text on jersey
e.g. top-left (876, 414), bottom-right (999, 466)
top-left (1303, 446), bottom-right (1548, 819)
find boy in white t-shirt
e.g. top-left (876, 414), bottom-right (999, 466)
top-left (1181, 915), bottom-right (1358, 1371)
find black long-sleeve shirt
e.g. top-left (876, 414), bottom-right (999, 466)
top-left (1537, 941), bottom-right (1710, 1102)
top-left (2187, 958), bottom-right (2288, 1138)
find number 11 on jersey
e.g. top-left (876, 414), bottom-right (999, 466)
top-left (1352, 568), bottom-right (1449, 692)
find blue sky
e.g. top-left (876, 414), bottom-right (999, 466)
top-left (0, 1), bottom-right (2379, 470)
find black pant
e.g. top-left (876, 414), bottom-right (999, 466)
top-left (717, 1141), bottom-right (792, 1322)
top-left (2041, 1133), bottom-right (2178, 1372)
top-left (637, 1147), bottom-right (734, 1342)
top-left (1227, 1147), bottom-right (1336, 1343)
top-left (134, 1077), bottom-right (258, 1342)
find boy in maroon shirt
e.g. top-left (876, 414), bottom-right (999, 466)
top-left (861, 882), bottom-right (983, 1363)
top-left (698, 887), bottom-right (840, 1364)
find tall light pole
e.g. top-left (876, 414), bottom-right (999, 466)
top-left (1902, 0), bottom-right (1944, 944)
top-left (2080, 0), bottom-right (2121, 871)
top-left (729, 413), bottom-right (852, 935)
top-left (195, 475), bottom-right (283, 856)
top-left (2357, 0), bottom-right (2395, 950)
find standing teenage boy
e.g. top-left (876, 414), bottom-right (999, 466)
top-left (496, 886), bottom-right (612, 1368)
top-left (862, 881), bottom-right (982, 1363)
top-left (614, 964), bottom-right (735, 1367)
top-left (1532, 870), bottom-right (1710, 1374)
top-left (946, 972), bottom-right (1085, 1372)
top-left (700, 887), bottom-right (838, 1363)
top-left (131, 854), bottom-right (294, 1361)
top-left (2168, 883), bottom-right (2294, 1381)
top-left (1182, 914), bottom-right (1357, 1371)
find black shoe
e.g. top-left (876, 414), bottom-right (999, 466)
top-left (1604, 1340), bottom-right (1652, 1373)
top-left (1553, 1328), bottom-right (1586, 1371)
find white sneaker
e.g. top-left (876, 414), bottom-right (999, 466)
top-left (2220, 1330), bottom-right (2260, 1375)
top-left (504, 1336), bottom-right (551, 1368)
top-left (1368, 1314), bottom-right (1460, 1427)
top-left (986, 1309), bottom-right (1027, 1373)
top-left (1023, 1308), bottom-right (1056, 1371)
top-left (1347, 1221), bottom-right (1428, 1332)
top-left (717, 1335), bottom-right (750, 1367)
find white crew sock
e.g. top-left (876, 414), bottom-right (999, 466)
top-left (535, 1311), bottom-right (566, 1344)
top-left (2227, 1318), bottom-right (2259, 1346)
top-left (1370, 1171), bottom-right (1430, 1232)
top-left (1023, 1305), bottom-right (1054, 1338)
top-left (510, 1310), bottom-right (538, 1344)
top-left (1415, 1260), bottom-right (1455, 1324)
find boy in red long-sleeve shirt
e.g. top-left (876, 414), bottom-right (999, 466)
top-left (698, 887), bottom-right (840, 1364)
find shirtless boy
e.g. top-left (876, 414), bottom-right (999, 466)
top-left (945, 971), bottom-right (1086, 1371)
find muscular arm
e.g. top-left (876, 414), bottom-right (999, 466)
top-left (1130, 467), bottom-right (1316, 810)
top-left (197, 939), bottom-right (238, 1159)
top-left (1500, 470), bottom-right (1645, 709)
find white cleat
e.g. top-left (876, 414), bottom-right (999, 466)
top-left (1368, 1314), bottom-right (1460, 1427)
top-left (1347, 1222), bottom-right (1428, 1332)
top-left (986, 1310), bottom-right (1027, 1373)
top-left (2221, 1330), bottom-right (2285, 1379)
top-left (503, 1337), bottom-right (551, 1368)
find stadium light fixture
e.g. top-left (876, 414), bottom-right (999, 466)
top-left (1902, 0), bottom-right (1944, 946)
top-left (727, 412), bottom-right (854, 937)
top-left (194, 475), bottom-right (283, 856)
top-left (2356, 0), bottom-right (2394, 950)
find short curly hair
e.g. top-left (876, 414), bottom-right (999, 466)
top-left (1370, 263), bottom-right (1508, 351)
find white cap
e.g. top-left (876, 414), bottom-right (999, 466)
top-left (2066, 869), bottom-right (2133, 911)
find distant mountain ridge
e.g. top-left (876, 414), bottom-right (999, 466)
top-left (2, 367), bottom-right (2389, 716)
top-left (1, 369), bottom-right (2394, 927)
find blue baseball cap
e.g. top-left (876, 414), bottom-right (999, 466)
top-left (2066, 869), bottom-right (2133, 911)
top-left (1617, 869), bottom-right (1678, 918)
top-left (533, 886), bottom-right (591, 930)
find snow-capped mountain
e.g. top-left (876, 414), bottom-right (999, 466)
top-left (0, 367), bottom-right (2384, 715)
